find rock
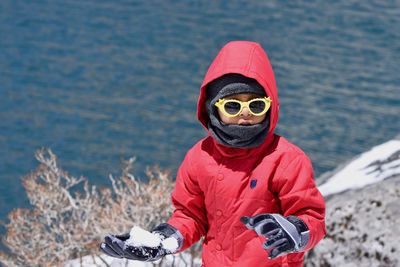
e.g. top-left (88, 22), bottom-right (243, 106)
top-left (305, 176), bottom-right (400, 267)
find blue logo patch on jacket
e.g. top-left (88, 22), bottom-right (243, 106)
top-left (250, 179), bottom-right (257, 189)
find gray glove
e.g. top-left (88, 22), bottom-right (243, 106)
top-left (100, 223), bottom-right (183, 262)
top-left (241, 214), bottom-right (309, 259)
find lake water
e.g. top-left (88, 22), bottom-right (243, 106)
top-left (0, 0), bottom-right (399, 248)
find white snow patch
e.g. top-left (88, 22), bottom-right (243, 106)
top-left (318, 139), bottom-right (400, 196)
top-left (161, 237), bottom-right (179, 252)
top-left (63, 253), bottom-right (200, 267)
top-left (124, 226), bottom-right (179, 252)
top-left (63, 254), bottom-right (150, 267)
top-left (125, 226), bottom-right (162, 248)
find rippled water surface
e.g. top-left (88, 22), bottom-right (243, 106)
top-left (0, 0), bottom-right (399, 241)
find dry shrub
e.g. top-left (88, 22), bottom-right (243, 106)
top-left (0, 149), bottom-right (201, 267)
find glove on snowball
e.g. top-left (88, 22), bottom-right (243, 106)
top-left (100, 223), bottom-right (183, 262)
top-left (241, 213), bottom-right (310, 259)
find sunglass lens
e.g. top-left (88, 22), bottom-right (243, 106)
top-left (224, 102), bottom-right (241, 115)
top-left (249, 100), bottom-right (266, 114)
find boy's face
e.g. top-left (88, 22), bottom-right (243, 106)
top-left (217, 93), bottom-right (267, 125)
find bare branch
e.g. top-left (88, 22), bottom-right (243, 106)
top-left (0, 149), bottom-right (202, 266)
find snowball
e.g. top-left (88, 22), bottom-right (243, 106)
top-left (161, 237), bottom-right (179, 252)
top-left (125, 226), bottom-right (161, 248)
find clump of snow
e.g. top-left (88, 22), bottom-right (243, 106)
top-left (318, 139), bottom-right (400, 196)
top-left (125, 226), bottom-right (161, 248)
top-left (124, 226), bottom-right (178, 252)
top-left (161, 236), bottom-right (179, 252)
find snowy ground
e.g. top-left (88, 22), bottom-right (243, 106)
top-left (318, 139), bottom-right (400, 196)
top-left (64, 253), bottom-right (200, 267)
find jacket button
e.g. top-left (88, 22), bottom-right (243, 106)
top-left (216, 210), bottom-right (222, 216)
top-left (217, 174), bottom-right (224, 180)
top-left (216, 244), bottom-right (222, 251)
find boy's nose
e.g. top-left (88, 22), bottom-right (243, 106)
top-left (240, 107), bottom-right (251, 117)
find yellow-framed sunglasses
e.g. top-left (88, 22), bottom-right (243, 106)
top-left (215, 96), bottom-right (272, 118)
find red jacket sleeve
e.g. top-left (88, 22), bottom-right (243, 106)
top-left (271, 153), bottom-right (326, 250)
top-left (167, 151), bottom-right (208, 251)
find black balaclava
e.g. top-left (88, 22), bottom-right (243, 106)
top-left (206, 74), bottom-right (270, 148)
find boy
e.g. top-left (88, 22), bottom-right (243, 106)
top-left (101, 41), bottom-right (326, 266)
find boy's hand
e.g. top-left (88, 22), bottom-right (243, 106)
top-left (100, 223), bottom-right (183, 261)
top-left (100, 233), bottom-right (167, 261)
top-left (240, 214), bottom-right (309, 259)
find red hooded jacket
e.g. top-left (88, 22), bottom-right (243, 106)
top-left (167, 41), bottom-right (326, 267)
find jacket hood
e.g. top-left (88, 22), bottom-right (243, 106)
top-left (197, 41), bottom-right (280, 154)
